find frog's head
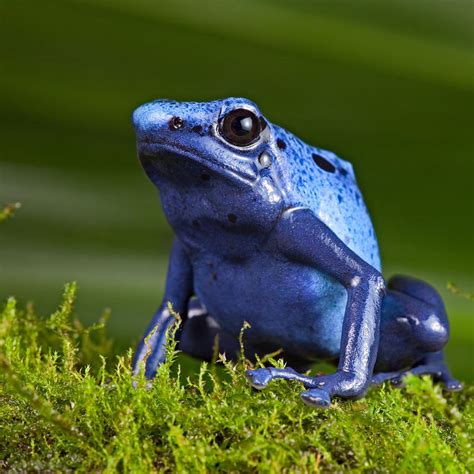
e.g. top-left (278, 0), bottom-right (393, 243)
top-left (132, 97), bottom-right (292, 242)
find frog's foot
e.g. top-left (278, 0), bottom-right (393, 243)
top-left (245, 367), bottom-right (317, 390)
top-left (390, 364), bottom-right (463, 391)
top-left (299, 388), bottom-right (331, 408)
top-left (299, 371), bottom-right (369, 408)
top-left (373, 352), bottom-right (463, 392)
top-left (245, 367), bottom-right (331, 408)
top-left (246, 368), bottom-right (368, 408)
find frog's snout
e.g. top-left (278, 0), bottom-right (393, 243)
top-left (132, 101), bottom-right (174, 142)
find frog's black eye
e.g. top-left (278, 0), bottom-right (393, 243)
top-left (169, 116), bottom-right (184, 130)
top-left (219, 109), bottom-right (261, 147)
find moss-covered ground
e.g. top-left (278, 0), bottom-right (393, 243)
top-left (0, 283), bottom-right (472, 472)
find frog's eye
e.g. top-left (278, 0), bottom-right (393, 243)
top-left (219, 109), bottom-right (261, 147)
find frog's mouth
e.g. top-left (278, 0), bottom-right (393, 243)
top-left (137, 138), bottom-right (257, 185)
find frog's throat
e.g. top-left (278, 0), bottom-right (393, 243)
top-left (137, 139), bottom-right (256, 186)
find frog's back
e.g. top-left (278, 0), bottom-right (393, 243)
top-left (272, 126), bottom-right (381, 271)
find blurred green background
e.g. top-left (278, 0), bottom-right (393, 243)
top-left (1, 0), bottom-right (473, 379)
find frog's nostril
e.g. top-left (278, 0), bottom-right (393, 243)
top-left (169, 116), bottom-right (184, 131)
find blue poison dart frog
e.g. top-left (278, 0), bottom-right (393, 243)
top-left (131, 97), bottom-right (461, 408)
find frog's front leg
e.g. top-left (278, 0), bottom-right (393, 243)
top-left (247, 208), bottom-right (385, 407)
top-left (133, 238), bottom-right (193, 378)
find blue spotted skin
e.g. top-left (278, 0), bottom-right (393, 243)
top-left (268, 124), bottom-right (380, 271)
top-left (132, 97), bottom-right (461, 407)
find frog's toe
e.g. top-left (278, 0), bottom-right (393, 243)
top-left (300, 388), bottom-right (331, 408)
top-left (245, 368), bottom-right (272, 390)
top-left (390, 375), bottom-right (406, 388)
top-left (442, 377), bottom-right (463, 392)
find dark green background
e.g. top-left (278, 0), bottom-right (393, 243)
top-left (1, 0), bottom-right (473, 379)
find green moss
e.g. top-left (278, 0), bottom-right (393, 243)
top-left (0, 284), bottom-right (472, 472)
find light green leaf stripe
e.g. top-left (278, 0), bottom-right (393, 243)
top-left (82, 0), bottom-right (473, 90)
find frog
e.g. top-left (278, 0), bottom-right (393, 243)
top-left (131, 97), bottom-right (462, 407)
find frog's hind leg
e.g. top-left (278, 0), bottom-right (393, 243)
top-left (177, 297), bottom-right (241, 361)
top-left (392, 351), bottom-right (462, 391)
top-left (180, 299), bottom-right (315, 373)
top-left (373, 275), bottom-right (462, 391)
top-left (372, 352), bottom-right (462, 391)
